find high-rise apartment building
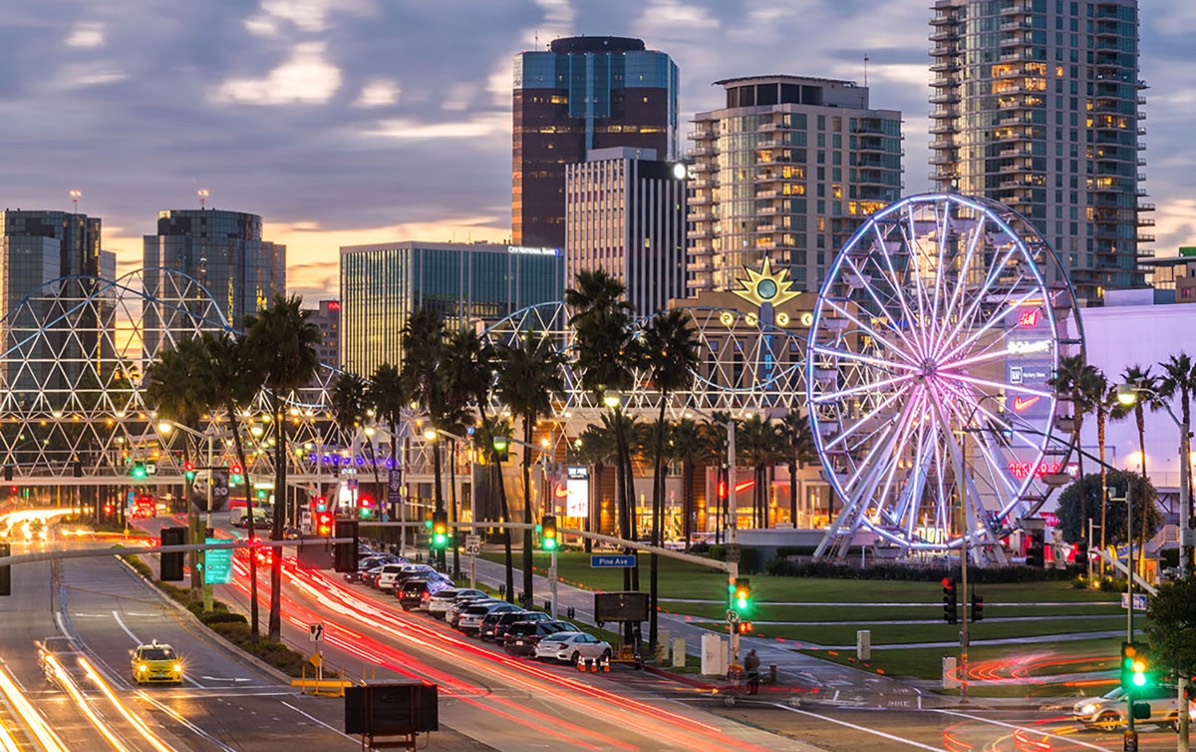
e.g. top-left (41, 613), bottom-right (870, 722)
top-left (339, 242), bottom-right (564, 376)
top-left (565, 147), bottom-right (687, 317)
top-left (513, 36), bottom-right (679, 248)
top-left (687, 76), bottom-right (902, 294)
top-left (0, 210), bottom-right (103, 403)
top-left (929, 0), bottom-right (1148, 303)
top-left (142, 209), bottom-right (285, 357)
top-left (307, 299), bottom-right (341, 368)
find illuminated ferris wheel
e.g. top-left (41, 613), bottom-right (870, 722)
top-left (806, 194), bottom-right (1083, 560)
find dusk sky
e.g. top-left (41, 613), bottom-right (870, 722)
top-left (2, 0), bottom-right (1193, 303)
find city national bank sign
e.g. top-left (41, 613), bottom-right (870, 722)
top-left (508, 246), bottom-right (560, 256)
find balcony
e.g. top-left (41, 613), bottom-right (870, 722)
top-left (929, 29), bottom-right (958, 42)
top-left (1139, 203), bottom-right (1155, 212)
top-left (690, 145), bottom-right (716, 157)
top-left (1137, 217), bottom-right (1155, 227)
top-left (930, 92), bottom-right (960, 105)
top-left (1138, 234), bottom-right (1156, 244)
top-left (930, 60), bottom-right (961, 73)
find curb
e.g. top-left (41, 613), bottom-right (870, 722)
top-left (641, 663), bottom-right (720, 690)
top-left (113, 553), bottom-right (295, 685)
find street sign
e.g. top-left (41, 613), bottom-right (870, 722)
top-left (465, 534), bottom-right (481, 556)
top-left (591, 555), bottom-right (637, 568)
top-left (309, 623), bottom-right (324, 643)
top-left (465, 543), bottom-right (481, 556)
top-left (204, 538), bottom-right (232, 585)
top-left (387, 469), bottom-right (403, 506)
top-left (725, 610), bottom-right (740, 624)
top-left (1120, 593), bottom-right (1148, 611)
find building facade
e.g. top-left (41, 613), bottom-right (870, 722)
top-left (564, 147), bottom-right (687, 317)
top-left (929, 0), bottom-right (1149, 304)
top-left (339, 242), bottom-right (565, 376)
top-left (307, 299), bottom-right (341, 368)
top-left (687, 76), bottom-right (903, 294)
top-left (142, 209), bottom-right (285, 357)
top-left (0, 210), bottom-right (103, 403)
top-left (513, 35), bottom-right (679, 248)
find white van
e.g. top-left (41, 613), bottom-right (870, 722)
top-left (375, 564), bottom-right (408, 591)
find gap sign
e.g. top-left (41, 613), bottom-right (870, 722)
top-left (591, 555), bottom-right (637, 568)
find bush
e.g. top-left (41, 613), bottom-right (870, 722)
top-left (201, 611), bottom-right (248, 626)
top-left (764, 558), bottom-right (1081, 583)
top-left (707, 544), bottom-right (759, 573)
top-left (1099, 576), bottom-right (1128, 592)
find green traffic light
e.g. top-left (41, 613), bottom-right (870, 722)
top-left (432, 533), bottom-right (447, 548)
top-left (736, 596), bottom-right (748, 610)
top-left (1133, 672), bottom-right (1146, 687)
top-left (542, 538), bottom-right (557, 551)
top-left (184, 471), bottom-right (196, 482)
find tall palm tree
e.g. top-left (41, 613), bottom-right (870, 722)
top-left (738, 415), bottom-right (782, 528)
top-left (640, 309), bottom-right (699, 653)
top-left (400, 309), bottom-right (449, 568)
top-left (473, 412), bottom-right (516, 600)
top-left (702, 412), bottom-right (733, 544)
top-left (496, 332), bottom-right (565, 606)
top-left (198, 331), bottom-right (265, 641)
top-left (1090, 370), bottom-right (1128, 572)
top-left (143, 334), bottom-right (209, 598)
top-left (567, 269), bottom-right (645, 599)
top-left (368, 363), bottom-right (406, 524)
top-left (779, 410), bottom-right (818, 527)
top-left (332, 371), bottom-right (376, 517)
top-left (1051, 354), bottom-right (1099, 552)
top-left (668, 419), bottom-right (704, 547)
top-left (1121, 364), bottom-right (1159, 575)
top-left (574, 422), bottom-right (618, 547)
top-left (1158, 352), bottom-right (1196, 562)
top-left (243, 294), bottom-right (321, 642)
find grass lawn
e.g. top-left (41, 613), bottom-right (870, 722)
top-left (658, 600), bottom-right (1121, 621)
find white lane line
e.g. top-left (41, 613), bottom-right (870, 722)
top-left (765, 702), bottom-right (942, 750)
top-left (281, 701), bottom-right (359, 743)
top-left (930, 709), bottom-right (1115, 752)
top-left (134, 690), bottom-right (239, 752)
top-left (112, 610), bottom-right (205, 689)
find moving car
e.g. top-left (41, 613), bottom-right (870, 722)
top-left (458, 602), bottom-right (522, 636)
top-left (534, 632), bottom-right (613, 664)
top-left (503, 620), bottom-right (577, 656)
top-left (1073, 685), bottom-right (1181, 730)
top-left (131, 641), bottom-right (184, 685)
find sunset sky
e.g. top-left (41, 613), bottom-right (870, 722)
top-left (2, 0), bottom-right (1193, 303)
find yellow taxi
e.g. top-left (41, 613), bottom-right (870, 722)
top-left (131, 641), bottom-right (183, 685)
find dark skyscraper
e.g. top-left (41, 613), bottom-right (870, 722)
top-left (513, 36), bottom-right (679, 248)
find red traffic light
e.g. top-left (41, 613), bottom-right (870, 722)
top-left (315, 511), bottom-right (333, 536)
top-left (230, 464), bottom-right (243, 475)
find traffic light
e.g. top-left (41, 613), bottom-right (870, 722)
top-left (942, 578), bottom-right (958, 624)
top-left (0, 543), bottom-right (10, 597)
top-left (359, 495), bottom-right (374, 520)
top-left (160, 526), bottom-right (187, 581)
top-left (183, 460), bottom-right (195, 483)
top-left (732, 577), bottom-right (751, 612)
top-left (492, 436), bottom-right (510, 463)
top-left (541, 515), bottom-right (558, 551)
top-left (736, 621), bottom-right (753, 635)
top-left (315, 511), bottom-right (333, 537)
top-left (431, 511), bottom-right (448, 549)
top-left (130, 461), bottom-right (147, 480)
top-left (971, 591), bottom-right (984, 622)
top-left (229, 464), bottom-right (243, 485)
top-left (333, 519), bottom-right (359, 573)
top-left (314, 496), bottom-right (327, 513)
top-left (1121, 641), bottom-right (1154, 692)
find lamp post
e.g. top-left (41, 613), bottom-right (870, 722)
top-left (1117, 382), bottom-right (1191, 578)
top-left (159, 419), bottom-right (221, 612)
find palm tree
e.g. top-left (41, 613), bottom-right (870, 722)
top-left (1091, 371), bottom-right (1129, 573)
top-left (574, 422), bottom-right (618, 548)
top-left (243, 294), bottom-right (321, 642)
top-left (1158, 352), bottom-right (1196, 559)
top-left (1121, 364), bottom-right (1160, 575)
top-left (1051, 354), bottom-right (1099, 555)
top-left (737, 415), bottom-right (782, 528)
top-left (368, 363), bottom-right (406, 527)
top-left (779, 410), bottom-right (818, 527)
top-left (496, 332), bottom-right (565, 607)
top-left (400, 309), bottom-right (449, 568)
top-left (143, 334), bottom-right (209, 598)
top-left (198, 331), bottom-right (265, 641)
top-left (640, 309), bottom-right (699, 653)
top-left (473, 412), bottom-right (516, 600)
top-left (668, 419), bottom-right (704, 548)
top-left (331, 371), bottom-right (369, 512)
top-left (702, 412), bottom-right (734, 544)
top-left (567, 269), bottom-right (645, 599)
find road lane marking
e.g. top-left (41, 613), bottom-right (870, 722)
top-left (766, 702), bottom-right (941, 750)
top-left (930, 709), bottom-right (1113, 751)
top-left (134, 690), bottom-right (239, 752)
top-left (113, 610), bottom-right (205, 689)
top-left (280, 701), bottom-right (359, 743)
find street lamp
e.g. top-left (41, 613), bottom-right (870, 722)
top-left (603, 390), bottom-right (622, 410)
top-left (1116, 381), bottom-right (1191, 578)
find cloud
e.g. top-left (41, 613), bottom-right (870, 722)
top-left (354, 78), bottom-right (400, 108)
top-left (212, 42), bottom-right (341, 105)
top-left (363, 113), bottom-right (509, 140)
top-left (65, 21), bottom-right (105, 48)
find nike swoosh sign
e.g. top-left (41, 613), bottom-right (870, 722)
top-left (1012, 396), bottom-right (1041, 412)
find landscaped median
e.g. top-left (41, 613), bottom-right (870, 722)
top-left (484, 549), bottom-right (1130, 694)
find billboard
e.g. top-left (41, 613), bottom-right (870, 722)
top-left (565, 466), bottom-right (589, 518)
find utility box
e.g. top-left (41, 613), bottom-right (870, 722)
top-left (659, 629), bottom-right (670, 660)
top-left (856, 630), bottom-right (871, 661)
top-left (672, 638), bottom-right (686, 668)
top-left (943, 656), bottom-right (959, 689)
top-left (701, 634), bottom-right (725, 677)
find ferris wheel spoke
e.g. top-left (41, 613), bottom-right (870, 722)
top-left (892, 395), bottom-right (933, 535)
top-left (936, 372), bottom-right (1053, 400)
top-left (871, 389), bottom-right (927, 530)
top-left (936, 377), bottom-right (1049, 459)
top-left (940, 342), bottom-right (1023, 373)
top-left (820, 299), bottom-right (921, 367)
top-left (838, 386), bottom-right (923, 498)
top-left (936, 287), bottom-right (1042, 367)
top-left (938, 385), bottom-right (1024, 501)
top-left (810, 344), bottom-right (920, 374)
top-left (812, 371), bottom-right (921, 405)
top-left (931, 243), bottom-right (1021, 362)
top-left (927, 201), bottom-right (957, 352)
top-left (898, 207), bottom-right (934, 358)
top-left (824, 387), bottom-right (911, 451)
top-left (842, 255), bottom-right (926, 359)
top-left (939, 215), bottom-right (986, 348)
top-left (869, 223), bottom-right (928, 359)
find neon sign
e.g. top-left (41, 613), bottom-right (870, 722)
top-left (1009, 339), bottom-right (1050, 355)
top-left (1008, 461), bottom-right (1075, 480)
top-left (1016, 309), bottom-right (1041, 328)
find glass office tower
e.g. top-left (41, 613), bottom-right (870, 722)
top-left (513, 36), bottom-right (679, 248)
top-left (929, 0), bottom-right (1148, 303)
top-left (339, 242), bottom-right (565, 376)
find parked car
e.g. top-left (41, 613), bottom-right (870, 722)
top-left (440, 590), bottom-right (490, 622)
top-left (479, 609), bottom-right (531, 641)
top-left (448, 597), bottom-right (498, 629)
top-left (426, 589), bottom-right (462, 619)
top-left (534, 632), bottom-right (613, 665)
top-left (458, 602), bottom-right (522, 636)
top-left (503, 620), bottom-right (577, 656)
top-left (398, 579), bottom-right (433, 611)
top-left (345, 554), bottom-right (404, 583)
top-left (388, 564), bottom-right (438, 594)
top-left (1073, 685), bottom-right (1181, 730)
top-left (374, 564), bottom-right (413, 591)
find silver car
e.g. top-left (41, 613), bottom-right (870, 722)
top-left (1072, 685), bottom-right (1182, 730)
top-left (534, 631), bottom-right (613, 664)
top-left (446, 595), bottom-right (494, 627)
top-left (457, 602), bottom-right (522, 636)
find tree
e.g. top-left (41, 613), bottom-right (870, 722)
top-left (1158, 352), bottom-right (1196, 568)
top-left (1145, 578), bottom-right (1196, 678)
top-left (1051, 354), bottom-right (1099, 548)
top-left (574, 421), bottom-right (618, 550)
top-left (668, 419), bottom-right (704, 548)
top-left (496, 332), bottom-right (564, 606)
top-left (143, 334), bottom-right (209, 598)
top-left (1091, 370), bottom-right (1129, 573)
top-left (702, 412), bottom-right (734, 544)
top-left (400, 309), bottom-right (449, 569)
top-left (243, 294), bottom-right (321, 642)
top-left (737, 415), bottom-right (782, 529)
top-left (197, 331), bottom-right (264, 641)
top-left (331, 371), bottom-right (370, 516)
top-left (640, 308), bottom-right (699, 653)
top-left (567, 269), bottom-right (645, 600)
top-left (779, 410), bottom-right (818, 527)
top-left (368, 362), bottom-right (407, 525)
top-left (1122, 364), bottom-right (1161, 574)
top-left (1055, 469), bottom-right (1161, 548)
